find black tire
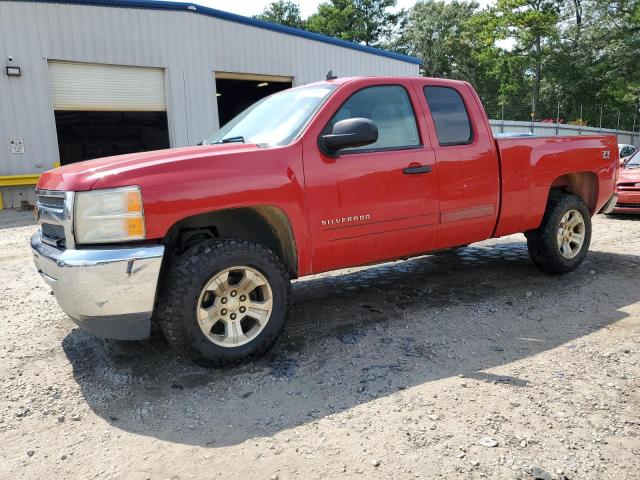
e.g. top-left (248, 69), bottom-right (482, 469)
top-left (525, 191), bottom-right (592, 274)
top-left (156, 239), bottom-right (290, 367)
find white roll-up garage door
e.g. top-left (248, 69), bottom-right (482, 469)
top-left (48, 61), bottom-right (166, 111)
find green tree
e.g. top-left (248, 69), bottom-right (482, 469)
top-left (389, 0), bottom-right (637, 129)
top-left (543, 0), bottom-right (640, 128)
top-left (396, 1), bottom-right (507, 108)
top-left (495, 0), bottom-right (560, 119)
top-left (306, 0), bottom-right (402, 47)
top-left (399, 1), bottom-right (480, 78)
top-left (254, 1), bottom-right (306, 29)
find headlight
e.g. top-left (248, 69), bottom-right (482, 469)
top-left (74, 186), bottom-right (145, 244)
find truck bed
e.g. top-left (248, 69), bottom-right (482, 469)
top-left (493, 134), bottom-right (618, 238)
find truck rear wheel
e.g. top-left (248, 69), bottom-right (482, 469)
top-left (525, 191), bottom-right (591, 274)
top-left (157, 239), bottom-right (290, 367)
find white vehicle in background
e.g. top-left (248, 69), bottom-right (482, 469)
top-left (619, 144), bottom-right (637, 165)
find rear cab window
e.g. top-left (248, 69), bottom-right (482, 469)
top-left (423, 86), bottom-right (473, 146)
top-left (325, 85), bottom-right (421, 152)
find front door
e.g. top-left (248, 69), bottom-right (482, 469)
top-left (302, 81), bottom-right (440, 273)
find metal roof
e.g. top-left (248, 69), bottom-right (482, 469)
top-left (26, 0), bottom-right (422, 65)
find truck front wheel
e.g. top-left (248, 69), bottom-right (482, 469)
top-left (156, 239), bottom-right (290, 367)
top-left (525, 191), bottom-right (592, 274)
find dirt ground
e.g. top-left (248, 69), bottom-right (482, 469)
top-left (1, 208), bottom-right (639, 480)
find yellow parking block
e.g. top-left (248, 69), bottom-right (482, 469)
top-left (0, 174), bottom-right (40, 209)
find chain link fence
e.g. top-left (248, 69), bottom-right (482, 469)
top-left (480, 95), bottom-right (639, 144)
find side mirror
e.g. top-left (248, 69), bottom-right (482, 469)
top-left (321, 117), bottom-right (378, 154)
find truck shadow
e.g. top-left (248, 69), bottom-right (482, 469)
top-left (603, 213), bottom-right (640, 221)
top-left (62, 239), bottom-right (640, 448)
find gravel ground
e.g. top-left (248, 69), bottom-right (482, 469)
top-left (1, 209), bottom-right (639, 480)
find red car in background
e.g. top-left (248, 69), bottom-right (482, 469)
top-left (613, 150), bottom-right (640, 213)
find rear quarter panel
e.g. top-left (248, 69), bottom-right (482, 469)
top-left (494, 135), bottom-right (618, 237)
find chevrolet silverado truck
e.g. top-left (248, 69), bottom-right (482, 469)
top-left (31, 76), bottom-right (619, 366)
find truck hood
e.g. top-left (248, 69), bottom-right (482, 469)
top-left (37, 144), bottom-right (262, 191)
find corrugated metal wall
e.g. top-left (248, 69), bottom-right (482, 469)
top-left (0, 1), bottom-right (418, 207)
top-left (489, 120), bottom-right (639, 145)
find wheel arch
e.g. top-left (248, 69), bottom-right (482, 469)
top-left (163, 205), bottom-right (298, 278)
top-left (549, 171), bottom-right (599, 214)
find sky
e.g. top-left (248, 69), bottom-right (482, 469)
top-left (170, 0), bottom-right (496, 18)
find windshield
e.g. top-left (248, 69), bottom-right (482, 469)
top-left (205, 84), bottom-right (336, 147)
top-left (625, 149), bottom-right (640, 168)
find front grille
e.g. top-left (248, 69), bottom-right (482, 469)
top-left (617, 182), bottom-right (640, 192)
top-left (36, 190), bottom-right (70, 248)
top-left (41, 223), bottom-right (65, 240)
top-left (617, 203), bottom-right (640, 209)
top-left (37, 195), bottom-right (65, 209)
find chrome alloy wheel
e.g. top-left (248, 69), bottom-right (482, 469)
top-left (196, 266), bottom-right (273, 348)
top-left (557, 209), bottom-right (586, 259)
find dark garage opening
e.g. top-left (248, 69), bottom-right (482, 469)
top-left (215, 78), bottom-right (292, 127)
top-left (54, 111), bottom-right (170, 165)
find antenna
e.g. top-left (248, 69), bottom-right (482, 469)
top-left (326, 70), bottom-right (337, 80)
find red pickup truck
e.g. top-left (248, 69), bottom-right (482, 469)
top-left (32, 76), bottom-right (618, 366)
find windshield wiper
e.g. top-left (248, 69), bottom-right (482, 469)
top-left (216, 136), bottom-right (245, 144)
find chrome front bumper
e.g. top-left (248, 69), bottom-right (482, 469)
top-left (31, 232), bottom-right (164, 340)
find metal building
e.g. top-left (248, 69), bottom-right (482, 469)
top-left (0, 0), bottom-right (420, 208)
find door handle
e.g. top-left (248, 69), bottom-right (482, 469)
top-left (403, 165), bottom-right (431, 175)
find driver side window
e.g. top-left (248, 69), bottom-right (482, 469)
top-left (327, 85), bottom-right (421, 152)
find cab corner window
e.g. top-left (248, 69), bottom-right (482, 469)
top-left (424, 86), bottom-right (472, 146)
top-left (328, 85), bottom-right (420, 152)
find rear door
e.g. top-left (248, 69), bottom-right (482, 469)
top-left (302, 79), bottom-right (440, 273)
top-left (412, 79), bottom-right (500, 249)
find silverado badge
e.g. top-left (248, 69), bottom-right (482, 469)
top-left (322, 214), bottom-right (371, 227)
